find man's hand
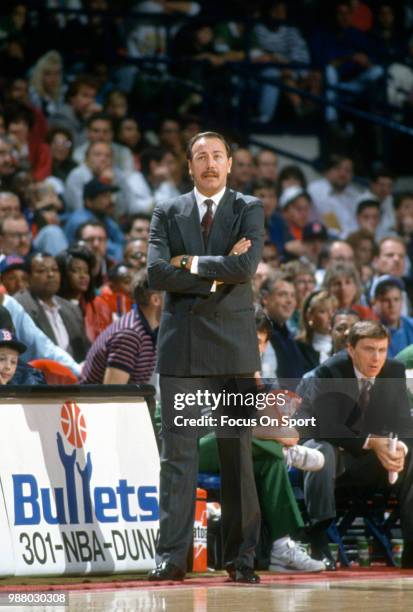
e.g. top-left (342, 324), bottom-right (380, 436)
top-left (230, 237), bottom-right (251, 256)
top-left (368, 437), bottom-right (405, 472)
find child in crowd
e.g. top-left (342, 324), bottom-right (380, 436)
top-left (0, 329), bottom-right (27, 385)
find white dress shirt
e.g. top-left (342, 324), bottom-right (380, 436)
top-left (190, 186), bottom-right (227, 287)
top-left (39, 298), bottom-right (70, 352)
top-left (353, 365), bottom-right (408, 454)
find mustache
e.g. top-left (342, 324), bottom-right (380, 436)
top-left (202, 172), bottom-right (219, 177)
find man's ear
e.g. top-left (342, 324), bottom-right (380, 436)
top-left (347, 344), bottom-right (354, 360)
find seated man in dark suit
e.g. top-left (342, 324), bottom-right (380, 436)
top-left (14, 252), bottom-right (89, 362)
top-left (296, 320), bottom-right (413, 569)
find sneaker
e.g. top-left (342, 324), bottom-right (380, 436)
top-left (269, 540), bottom-right (326, 573)
top-left (284, 445), bottom-right (325, 472)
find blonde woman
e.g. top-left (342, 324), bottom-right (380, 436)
top-left (30, 50), bottom-right (64, 117)
top-left (296, 290), bottom-right (337, 371)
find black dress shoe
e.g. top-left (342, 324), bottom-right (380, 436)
top-left (148, 561), bottom-right (185, 581)
top-left (226, 563), bottom-right (261, 584)
top-left (401, 541), bottom-right (413, 568)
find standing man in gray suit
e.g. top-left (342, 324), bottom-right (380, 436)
top-left (147, 132), bottom-right (265, 583)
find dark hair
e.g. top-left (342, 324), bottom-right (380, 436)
top-left (276, 164), bottom-right (306, 196)
top-left (324, 153), bottom-right (351, 171)
top-left (140, 146), bottom-right (168, 176)
top-left (346, 229), bottom-right (379, 259)
top-left (186, 131), bottom-right (231, 160)
top-left (3, 102), bottom-right (34, 130)
top-left (255, 308), bottom-right (273, 338)
top-left (348, 320), bottom-right (390, 347)
top-left (27, 251), bottom-right (54, 273)
top-left (356, 199), bottom-right (380, 216)
top-left (86, 112), bottom-right (113, 130)
top-left (251, 178), bottom-right (277, 193)
top-left (332, 307), bottom-right (361, 326)
top-left (46, 125), bottom-right (74, 147)
top-left (56, 246), bottom-right (96, 302)
top-left (370, 165), bottom-right (394, 182)
top-left (122, 213), bottom-right (151, 233)
top-left (393, 191), bottom-right (413, 211)
top-left (66, 75), bottom-right (98, 101)
top-left (75, 220), bottom-right (108, 240)
top-left (374, 279), bottom-right (403, 298)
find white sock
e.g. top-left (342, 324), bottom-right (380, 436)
top-left (272, 536), bottom-right (290, 551)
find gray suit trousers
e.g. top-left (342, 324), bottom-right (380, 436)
top-left (156, 375), bottom-right (261, 570)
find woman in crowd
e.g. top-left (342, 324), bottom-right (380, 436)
top-left (47, 126), bottom-right (77, 183)
top-left (296, 290), bottom-right (337, 371)
top-left (56, 246), bottom-right (112, 343)
top-left (115, 116), bottom-right (148, 171)
top-left (323, 263), bottom-right (377, 320)
top-left (29, 50), bottom-right (65, 118)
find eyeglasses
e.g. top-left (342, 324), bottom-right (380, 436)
top-left (38, 203), bottom-right (58, 213)
top-left (129, 251), bottom-right (146, 260)
top-left (83, 236), bottom-right (107, 243)
top-left (3, 232), bottom-right (30, 240)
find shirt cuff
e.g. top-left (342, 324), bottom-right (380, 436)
top-left (211, 282), bottom-right (217, 293)
top-left (190, 256), bottom-right (198, 275)
top-left (399, 441), bottom-right (409, 455)
top-left (363, 436), bottom-right (370, 450)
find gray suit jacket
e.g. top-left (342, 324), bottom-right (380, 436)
top-left (147, 188), bottom-right (264, 376)
top-left (14, 290), bottom-right (90, 363)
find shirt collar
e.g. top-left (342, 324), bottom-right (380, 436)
top-left (194, 186), bottom-right (226, 207)
top-left (354, 365), bottom-right (376, 386)
top-left (39, 296), bottom-right (59, 311)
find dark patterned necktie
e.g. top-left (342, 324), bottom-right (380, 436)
top-left (201, 199), bottom-right (214, 246)
top-left (359, 379), bottom-right (372, 414)
top-left (348, 379), bottom-right (372, 432)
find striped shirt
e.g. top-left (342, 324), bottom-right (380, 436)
top-left (80, 308), bottom-right (156, 384)
top-left (253, 24), bottom-right (310, 67)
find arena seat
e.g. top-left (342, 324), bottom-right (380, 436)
top-left (28, 359), bottom-right (79, 385)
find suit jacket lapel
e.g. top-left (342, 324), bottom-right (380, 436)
top-left (29, 294), bottom-right (58, 345)
top-left (175, 192), bottom-right (205, 256)
top-left (207, 188), bottom-right (236, 255)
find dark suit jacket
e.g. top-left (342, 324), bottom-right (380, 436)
top-left (14, 290), bottom-right (90, 362)
top-left (147, 188), bottom-right (264, 376)
top-left (296, 350), bottom-right (413, 455)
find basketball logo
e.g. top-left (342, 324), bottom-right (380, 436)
top-left (60, 402), bottom-right (87, 448)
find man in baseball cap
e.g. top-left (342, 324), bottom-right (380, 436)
top-left (64, 177), bottom-right (124, 261)
top-left (302, 221), bottom-right (329, 265)
top-left (0, 254), bottom-right (28, 295)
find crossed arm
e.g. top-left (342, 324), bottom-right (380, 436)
top-left (147, 201), bottom-right (264, 293)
